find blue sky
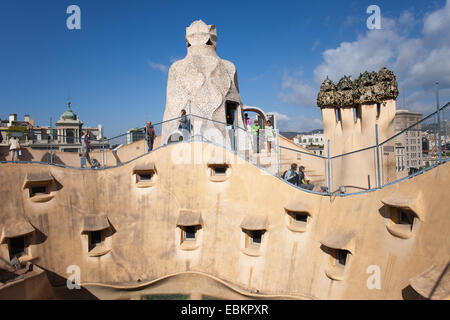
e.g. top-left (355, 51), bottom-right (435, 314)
top-left (1, 0), bottom-right (449, 137)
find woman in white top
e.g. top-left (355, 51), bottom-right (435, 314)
top-left (265, 120), bottom-right (275, 156)
top-left (9, 136), bottom-right (21, 162)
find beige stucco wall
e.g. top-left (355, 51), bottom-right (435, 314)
top-left (321, 100), bottom-right (397, 192)
top-left (0, 141), bottom-right (448, 299)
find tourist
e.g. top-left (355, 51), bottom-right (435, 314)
top-left (251, 119), bottom-right (260, 153)
top-left (282, 163), bottom-right (299, 186)
top-left (146, 121), bottom-right (156, 152)
top-left (245, 113), bottom-right (251, 130)
top-left (265, 120), bottom-right (275, 155)
top-left (81, 130), bottom-right (92, 167)
top-left (9, 136), bottom-right (21, 162)
top-left (298, 165), bottom-right (314, 191)
top-left (179, 109), bottom-right (191, 134)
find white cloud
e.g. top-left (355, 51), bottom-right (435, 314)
top-left (269, 111), bottom-right (322, 132)
top-left (313, 18), bottom-right (400, 84)
top-left (268, 111), bottom-right (290, 121)
top-left (147, 61), bottom-right (168, 73)
top-left (423, 1), bottom-right (450, 46)
top-left (249, 73), bottom-right (265, 82)
top-left (278, 1), bottom-right (450, 132)
top-left (279, 71), bottom-right (316, 107)
top-left (169, 56), bottom-right (183, 64)
top-left (310, 1), bottom-right (450, 114)
top-left (312, 40), bottom-right (320, 51)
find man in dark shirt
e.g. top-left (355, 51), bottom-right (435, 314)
top-left (298, 165), bottom-right (314, 191)
top-left (146, 121), bottom-right (156, 152)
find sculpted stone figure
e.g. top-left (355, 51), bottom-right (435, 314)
top-left (162, 20), bottom-right (244, 144)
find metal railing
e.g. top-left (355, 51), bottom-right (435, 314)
top-left (1, 102), bottom-right (448, 197)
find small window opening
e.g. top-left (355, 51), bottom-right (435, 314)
top-left (184, 226), bottom-right (197, 241)
top-left (212, 166), bottom-right (227, 175)
top-left (399, 209), bottom-right (415, 231)
top-left (30, 185), bottom-right (48, 197)
top-left (89, 231), bottom-right (104, 251)
top-left (9, 236), bottom-right (27, 260)
top-left (336, 249), bottom-right (348, 267)
top-left (206, 38), bottom-right (213, 46)
top-left (353, 107), bottom-right (357, 123)
top-left (335, 109), bottom-right (340, 123)
top-left (294, 213), bottom-right (308, 223)
top-left (251, 230), bottom-right (262, 245)
top-left (138, 173), bottom-right (153, 181)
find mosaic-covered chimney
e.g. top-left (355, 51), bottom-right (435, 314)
top-left (317, 67), bottom-right (399, 192)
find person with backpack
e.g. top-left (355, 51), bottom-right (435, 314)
top-left (146, 121), bottom-right (156, 152)
top-left (282, 163), bottom-right (299, 186)
top-left (298, 165), bottom-right (314, 190)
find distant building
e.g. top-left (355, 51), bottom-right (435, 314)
top-left (393, 110), bottom-right (423, 171)
top-left (296, 132), bottom-right (325, 149)
top-left (395, 143), bottom-right (406, 172)
top-left (126, 128), bottom-right (146, 145)
top-left (0, 114), bottom-right (35, 143)
top-left (0, 101), bottom-right (107, 152)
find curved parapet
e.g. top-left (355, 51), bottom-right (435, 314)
top-left (0, 141), bottom-right (448, 299)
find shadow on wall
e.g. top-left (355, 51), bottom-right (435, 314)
top-left (378, 206), bottom-right (389, 219)
top-left (31, 228), bottom-right (48, 246)
top-left (39, 152), bottom-right (66, 165)
top-left (0, 146), bottom-right (10, 161)
top-left (38, 266), bottom-right (99, 300)
top-left (402, 285), bottom-right (427, 300)
top-left (0, 147), bottom-right (36, 162)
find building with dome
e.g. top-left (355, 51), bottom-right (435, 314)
top-left (0, 101), bottom-right (107, 153)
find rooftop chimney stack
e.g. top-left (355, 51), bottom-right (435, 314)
top-left (8, 114), bottom-right (17, 127)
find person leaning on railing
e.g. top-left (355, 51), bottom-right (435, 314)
top-left (9, 136), bottom-right (21, 162)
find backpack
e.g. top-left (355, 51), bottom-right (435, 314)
top-left (91, 158), bottom-right (101, 169)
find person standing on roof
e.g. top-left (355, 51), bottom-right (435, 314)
top-left (146, 121), bottom-right (156, 152)
top-left (265, 120), bottom-right (275, 156)
top-left (81, 130), bottom-right (92, 167)
top-left (251, 119), bottom-right (260, 153)
top-left (9, 136), bottom-right (20, 162)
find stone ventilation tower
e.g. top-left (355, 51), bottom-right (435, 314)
top-left (161, 20), bottom-right (245, 146)
top-left (317, 67), bottom-right (399, 192)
